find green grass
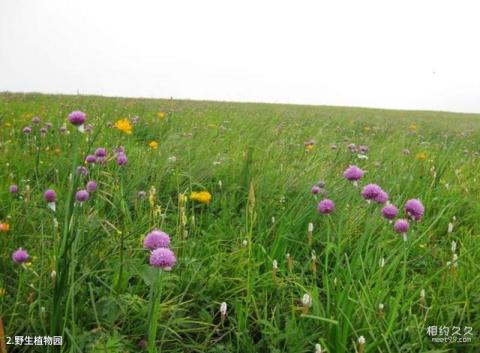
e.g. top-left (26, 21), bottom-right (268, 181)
top-left (1, 92), bottom-right (479, 352)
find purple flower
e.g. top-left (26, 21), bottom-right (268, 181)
top-left (96, 157), bottom-right (107, 165)
top-left (347, 143), bottom-right (357, 152)
top-left (116, 153), bottom-right (128, 166)
top-left (75, 189), bottom-right (89, 202)
top-left (86, 181), bottom-right (97, 192)
top-left (9, 184), bottom-right (18, 194)
top-left (44, 189), bottom-right (57, 202)
top-left (394, 219), bottom-right (409, 233)
top-left (317, 199), bottom-right (335, 214)
top-left (85, 124), bottom-right (94, 133)
top-left (359, 145), bottom-right (369, 154)
top-left (115, 146), bottom-right (126, 154)
top-left (39, 127), bottom-right (47, 135)
top-left (405, 199), bottom-right (425, 221)
top-left (23, 126), bottom-right (32, 134)
top-left (381, 204), bottom-right (398, 220)
top-left (361, 184), bottom-right (382, 200)
top-left (12, 248), bottom-right (30, 264)
top-left (85, 155), bottom-right (97, 164)
top-left (311, 185), bottom-right (321, 195)
top-left (144, 229), bottom-right (171, 250)
top-left (149, 247), bottom-right (176, 270)
top-left (68, 111), bottom-right (86, 126)
top-left (95, 148), bottom-right (107, 158)
top-left (374, 190), bottom-right (389, 204)
top-left (132, 116), bottom-right (140, 125)
top-left (59, 125), bottom-right (68, 133)
top-left (76, 166), bottom-right (88, 176)
top-left (45, 122), bottom-right (53, 129)
top-left (32, 116), bottom-right (40, 125)
top-left (343, 165), bottom-right (364, 181)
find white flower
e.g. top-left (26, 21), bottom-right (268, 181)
top-left (451, 240), bottom-right (457, 253)
top-left (168, 156), bottom-right (177, 162)
top-left (315, 343), bottom-right (323, 353)
top-left (448, 223), bottom-right (454, 233)
top-left (358, 336), bottom-right (366, 344)
top-left (302, 293), bottom-right (312, 307)
top-left (420, 289), bottom-right (425, 298)
top-left (378, 303), bottom-right (384, 310)
top-left (220, 302), bottom-right (227, 316)
top-left (242, 239), bottom-right (248, 247)
top-left (308, 222), bottom-right (314, 232)
top-left (272, 260), bottom-right (278, 270)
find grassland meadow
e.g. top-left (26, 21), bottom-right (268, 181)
top-left (0, 92), bottom-right (479, 352)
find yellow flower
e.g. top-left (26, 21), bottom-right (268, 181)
top-left (409, 123), bottom-right (417, 132)
top-left (0, 288), bottom-right (6, 297)
top-left (416, 152), bottom-right (427, 161)
top-left (305, 144), bottom-right (314, 151)
top-left (158, 112), bottom-right (166, 119)
top-left (190, 191), bottom-right (212, 204)
top-left (149, 141), bottom-right (159, 149)
top-left (5, 122), bottom-right (12, 128)
top-left (0, 223), bottom-right (10, 232)
top-left (114, 119), bottom-right (133, 135)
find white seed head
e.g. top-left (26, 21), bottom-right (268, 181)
top-left (50, 270), bottom-right (57, 279)
top-left (358, 336), bottom-right (366, 344)
top-left (315, 343), bottom-right (323, 353)
top-left (220, 302), bottom-right (227, 316)
top-left (451, 240), bottom-right (457, 253)
top-left (302, 293), bottom-right (312, 307)
top-left (378, 303), bottom-right (384, 310)
top-left (242, 239), bottom-right (248, 247)
top-left (308, 222), bottom-right (314, 232)
top-left (272, 260), bottom-right (278, 270)
top-left (448, 223), bottom-right (454, 233)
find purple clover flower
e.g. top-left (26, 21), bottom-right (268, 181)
top-left (76, 166), bottom-right (88, 176)
top-left (149, 247), bottom-right (176, 270)
top-left (85, 155), bottom-right (96, 164)
top-left (394, 219), bottom-right (409, 233)
top-left (361, 184), bottom-right (382, 201)
top-left (144, 229), bottom-right (171, 250)
top-left (68, 111), bottom-right (86, 126)
top-left (12, 248), bottom-right (30, 263)
top-left (405, 199), bottom-right (425, 221)
top-left (75, 189), bottom-right (89, 202)
top-left (311, 185), bottom-right (321, 195)
top-left (86, 181), bottom-right (97, 192)
top-left (317, 199), bottom-right (335, 214)
top-left (44, 189), bottom-right (56, 202)
top-left (374, 190), bottom-right (389, 204)
top-left (95, 148), bottom-right (107, 158)
top-left (382, 204), bottom-right (398, 220)
top-left (116, 153), bottom-right (128, 166)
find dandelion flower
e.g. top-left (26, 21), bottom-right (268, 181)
top-left (416, 152), bottom-right (427, 161)
top-left (149, 141), bottom-right (159, 149)
top-left (114, 118), bottom-right (133, 135)
top-left (405, 199), bottom-right (424, 221)
top-left (149, 247), bottom-right (176, 270)
top-left (12, 248), bottom-right (30, 264)
top-left (190, 191), bottom-right (212, 204)
top-left (144, 229), bottom-right (171, 250)
top-left (317, 199), bottom-right (335, 214)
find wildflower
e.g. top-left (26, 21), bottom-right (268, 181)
top-left (12, 248), bottom-right (30, 264)
top-left (381, 204), bottom-right (398, 220)
top-left (32, 116), bottom-right (40, 124)
top-left (347, 143), bottom-right (357, 152)
top-left (448, 222), bottom-right (454, 233)
top-left (343, 165), bottom-right (364, 184)
top-left (116, 153), bottom-right (128, 166)
top-left (0, 223), bottom-right (10, 232)
top-left (220, 302), bottom-right (227, 321)
top-left (311, 185), bottom-right (321, 195)
top-left (68, 111), bottom-right (86, 132)
top-left (357, 154), bottom-right (369, 160)
top-left (44, 189), bottom-right (57, 211)
top-left (374, 190), bottom-right (389, 204)
top-left (409, 123), bottom-right (417, 132)
top-left (9, 184), bottom-right (18, 194)
top-left (157, 112), bottom-right (166, 119)
top-left (359, 145), bottom-right (369, 154)
top-left (394, 219), bottom-right (409, 241)
top-left (317, 199), bottom-right (335, 214)
top-left (404, 199), bottom-right (424, 221)
top-left (168, 156), bottom-right (177, 162)
top-left (114, 118), bottom-right (133, 134)
top-left (138, 190), bottom-right (146, 198)
top-left (272, 259), bottom-right (278, 270)
top-left (23, 126), bottom-right (32, 134)
top-left (416, 152), bottom-right (427, 161)
top-left (76, 166), bottom-right (88, 176)
top-left (85, 124), bottom-right (93, 133)
top-left (95, 148), bottom-right (107, 158)
top-left (39, 127), bottom-right (47, 136)
top-left (144, 229), bottom-right (171, 250)
top-left (149, 141), bottom-right (159, 149)
top-left (361, 184), bottom-right (382, 201)
top-left (451, 240), bottom-right (457, 253)
top-left (86, 181), bottom-right (97, 193)
top-left (149, 247), bottom-right (176, 270)
top-left (59, 125), bottom-right (68, 134)
top-left (132, 116), bottom-right (140, 124)
top-left (190, 191), bottom-right (212, 204)
top-left (75, 190), bottom-right (89, 202)
top-left (301, 293), bottom-right (312, 313)
top-left (315, 343), bottom-right (323, 353)
top-left (304, 140), bottom-right (315, 151)
top-left (358, 336), bottom-right (366, 353)
top-left (242, 239), bottom-right (248, 247)
top-left (85, 155), bottom-right (96, 164)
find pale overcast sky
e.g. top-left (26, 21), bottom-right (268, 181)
top-left (1, 0), bottom-right (480, 113)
